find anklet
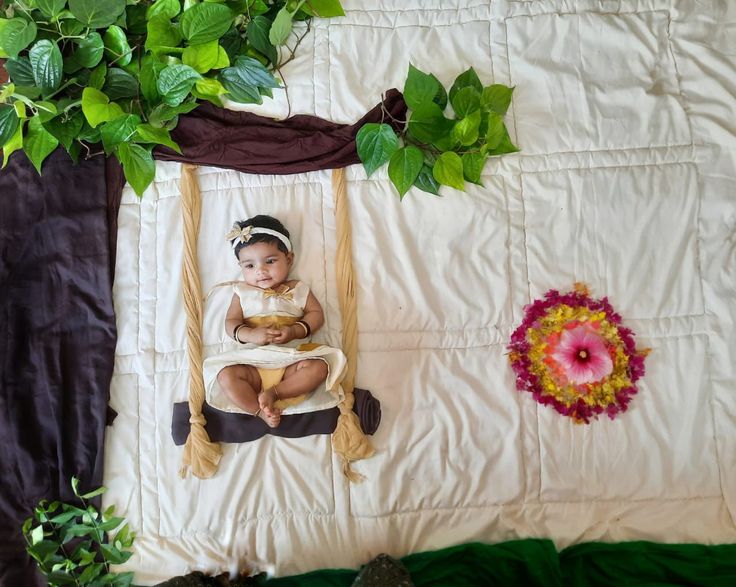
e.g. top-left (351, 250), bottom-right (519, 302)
top-left (272, 385), bottom-right (281, 400)
top-left (254, 407), bottom-right (262, 417)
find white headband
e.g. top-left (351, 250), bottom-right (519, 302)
top-left (225, 223), bottom-right (292, 252)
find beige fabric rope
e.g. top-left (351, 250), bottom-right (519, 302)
top-left (179, 164), bottom-right (222, 478)
top-left (330, 167), bottom-right (375, 481)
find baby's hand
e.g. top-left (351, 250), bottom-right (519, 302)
top-left (249, 327), bottom-right (279, 346)
top-left (270, 325), bottom-right (295, 345)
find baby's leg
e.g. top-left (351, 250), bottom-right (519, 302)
top-left (217, 365), bottom-right (280, 427)
top-left (273, 359), bottom-right (329, 400)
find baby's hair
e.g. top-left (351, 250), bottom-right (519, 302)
top-left (232, 215), bottom-right (291, 259)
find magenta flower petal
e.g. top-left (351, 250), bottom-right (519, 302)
top-left (551, 326), bottom-right (613, 384)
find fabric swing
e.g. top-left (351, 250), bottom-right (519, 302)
top-left (175, 165), bottom-right (376, 481)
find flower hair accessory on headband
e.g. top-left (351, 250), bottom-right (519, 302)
top-left (225, 223), bottom-right (292, 252)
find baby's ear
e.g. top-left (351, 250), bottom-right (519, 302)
top-left (286, 252), bottom-right (295, 266)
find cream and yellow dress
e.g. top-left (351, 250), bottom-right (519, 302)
top-left (203, 281), bottom-right (346, 415)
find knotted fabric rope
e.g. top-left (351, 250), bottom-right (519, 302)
top-left (330, 167), bottom-right (375, 481)
top-left (179, 164), bottom-right (222, 478)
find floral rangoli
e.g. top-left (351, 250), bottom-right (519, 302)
top-left (508, 284), bottom-right (649, 423)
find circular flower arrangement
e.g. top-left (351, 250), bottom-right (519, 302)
top-left (508, 284), bottom-right (649, 423)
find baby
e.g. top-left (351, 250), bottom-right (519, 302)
top-left (213, 215), bottom-right (329, 427)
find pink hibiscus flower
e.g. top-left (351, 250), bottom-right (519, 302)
top-left (551, 325), bottom-right (613, 384)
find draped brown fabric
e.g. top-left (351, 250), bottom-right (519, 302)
top-left (0, 90), bottom-right (406, 584)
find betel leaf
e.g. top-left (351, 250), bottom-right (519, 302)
top-left (4, 57), bottom-right (35, 86)
top-left (139, 56), bottom-right (164, 102)
top-left (485, 126), bottom-right (519, 156)
top-left (103, 67), bottom-right (139, 100)
top-left (247, 16), bottom-right (278, 65)
top-left (81, 87), bottom-right (124, 128)
top-left (448, 67), bottom-right (482, 107)
top-left (23, 116), bottom-right (59, 174)
top-left (403, 64), bottom-right (439, 110)
top-left (217, 56), bottom-right (278, 103)
top-left (2, 119), bottom-right (24, 168)
top-left (219, 27), bottom-right (241, 61)
top-left (356, 123), bottom-right (399, 177)
top-left (413, 163), bottom-right (441, 196)
top-left (0, 18), bottom-right (37, 58)
top-left (451, 86), bottom-right (480, 118)
top-left (145, 15), bottom-right (183, 51)
top-left (407, 102), bottom-right (454, 144)
top-left (302, 0), bottom-right (345, 18)
top-left (157, 64), bottom-right (201, 106)
top-left (218, 71), bottom-right (261, 104)
top-left (481, 84), bottom-right (514, 115)
top-left (484, 112), bottom-right (505, 150)
top-left (134, 123), bottom-right (182, 153)
top-left (433, 151), bottom-right (464, 191)
top-left (387, 146), bottom-right (423, 199)
top-left (429, 73), bottom-right (447, 110)
top-left (29, 40), bottom-right (63, 95)
top-left (0, 104), bottom-right (20, 147)
top-left (104, 25), bottom-right (132, 67)
top-left (147, 101), bottom-right (198, 127)
top-left (34, 101), bottom-right (58, 123)
top-left (88, 62), bottom-right (107, 90)
top-left (180, 2), bottom-right (233, 45)
top-left (116, 143), bottom-right (155, 197)
top-left (461, 152), bottom-right (486, 186)
top-left (63, 32), bottom-right (104, 74)
top-left (68, 0), bottom-right (126, 29)
top-left (147, 0), bottom-right (181, 20)
top-left (450, 109), bottom-right (481, 147)
top-left (269, 6), bottom-right (293, 46)
top-left (225, 56), bottom-right (280, 88)
top-left (43, 111), bottom-right (84, 151)
top-left (36, 0), bottom-right (67, 20)
top-left (194, 77), bottom-right (227, 97)
top-left (100, 114), bottom-right (141, 155)
top-left (182, 40), bottom-right (220, 74)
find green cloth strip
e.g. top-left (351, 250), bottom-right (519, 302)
top-left (257, 539), bottom-right (736, 586)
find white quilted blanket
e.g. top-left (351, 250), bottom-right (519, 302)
top-left (105, 0), bottom-right (736, 583)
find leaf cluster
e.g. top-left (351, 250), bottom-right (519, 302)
top-left (0, 0), bottom-right (344, 195)
top-left (357, 64), bottom-right (518, 199)
top-left (22, 477), bottom-right (136, 587)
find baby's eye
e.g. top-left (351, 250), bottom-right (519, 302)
top-left (244, 264), bottom-right (253, 269)
top-left (267, 259), bottom-right (275, 264)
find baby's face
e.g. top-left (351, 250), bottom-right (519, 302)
top-left (237, 241), bottom-right (293, 289)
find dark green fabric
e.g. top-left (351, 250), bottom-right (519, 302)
top-left (256, 539), bottom-right (736, 587)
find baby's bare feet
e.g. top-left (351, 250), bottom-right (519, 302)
top-left (258, 387), bottom-right (278, 414)
top-left (257, 408), bottom-right (281, 428)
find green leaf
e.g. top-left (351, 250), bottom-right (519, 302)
top-left (100, 114), bottom-right (141, 155)
top-left (147, 0), bottom-right (181, 20)
top-left (268, 7), bottom-right (293, 46)
top-left (35, 101), bottom-right (58, 123)
top-left (145, 15), bottom-right (183, 51)
top-left (0, 104), bottom-right (20, 147)
top-left (46, 571), bottom-right (76, 585)
top-left (227, 56), bottom-right (279, 88)
top-left (484, 126), bottom-right (519, 156)
top-left (116, 142), bottom-right (155, 197)
top-left (68, 0), bottom-right (126, 29)
top-left (78, 563), bottom-right (104, 584)
top-left (403, 64), bottom-right (439, 110)
top-left (0, 18), bottom-right (37, 58)
top-left (2, 119), bottom-right (24, 167)
top-left (103, 67), bottom-right (139, 100)
top-left (4, 57), bottom-right (35, 86)
top-left (429, 73), bottom-right (447, 110)
top-left (104, 25), bottom-right (132, 67)
top-left (355, 122), bottom-right (399, 177)
top-left (63, 32), bottom-right (104, 74)
top-left (47, 509), bottom-right (80, 525)
top-left (31, 525), bottom-right (44, 545)
top-left (449, 67), bottom-right (482, 107)
top-left (112, 572), bottom-right (135, 587)
top-left (77, 120), bottom-right (101, 143)
top-left (462, 152), bottom-right (486, 185)
top-left (100, 543), bottom-right (134, 565)
top-left (387, 146), bottom-right (423, 199)
top-left (180, 2), bottom-right (233, 45)
top-left (139, 56), bottom-right (164, 103)
top-left (27, 539), bottom-right (59, 563)
top-left (147, 101), bottom-right (198, 127)
top-left (481, 84), bottom-right (514, 115)
top-left (450, 109), bottom-right (481, 147)
top-left (407, 102), bottom-right (454, 144)
top-left (302, 0), bottom-right (345, 17)
top-left (433, 151), bottom-right (465, 191)
top-left (194, 77), bottom-right (227, 97)
top-left (451, 86), bottom-right (480, 118)
top-left (89, 62), bottom-right (107, 90)
top-left (37, 0), bottom-right (68, 20)
top-left (484, 112), bottom-right (505, 150)
top-left (59, 17), bottom-right (85, 37)
top-left (213, 45), bottom-right (229, 69)
top-left (135, 123), bottom-right (182, 153)
top-left (219, 27), bottom-right (241, 61)
top-left (81, 87), bottom-right (124, 128)
top-left (126, 4), bottom-right (149, 36)
top-left (29, 40), bottom-right (63, 95)
top-left (247, 16), bottom-right (277, 65)
top-left (413, 163), bottom-right (441, 196)
top-left (157, 64), bottom-right (201, 106)
top-left (182, 40), bottom-right (220, 74)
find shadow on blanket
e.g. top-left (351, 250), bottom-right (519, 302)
top-left (171, 388), bottom-right (381, 445)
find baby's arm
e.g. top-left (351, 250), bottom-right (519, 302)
top-left (225, 293), bottom-right (277, 345)
top-left (271, 291), bottom-right (325, 344)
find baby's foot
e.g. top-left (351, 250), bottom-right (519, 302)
top-left (258, 387), bottom-right (278, 414)
top-left (257, 408), bottom-right (281, 428)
